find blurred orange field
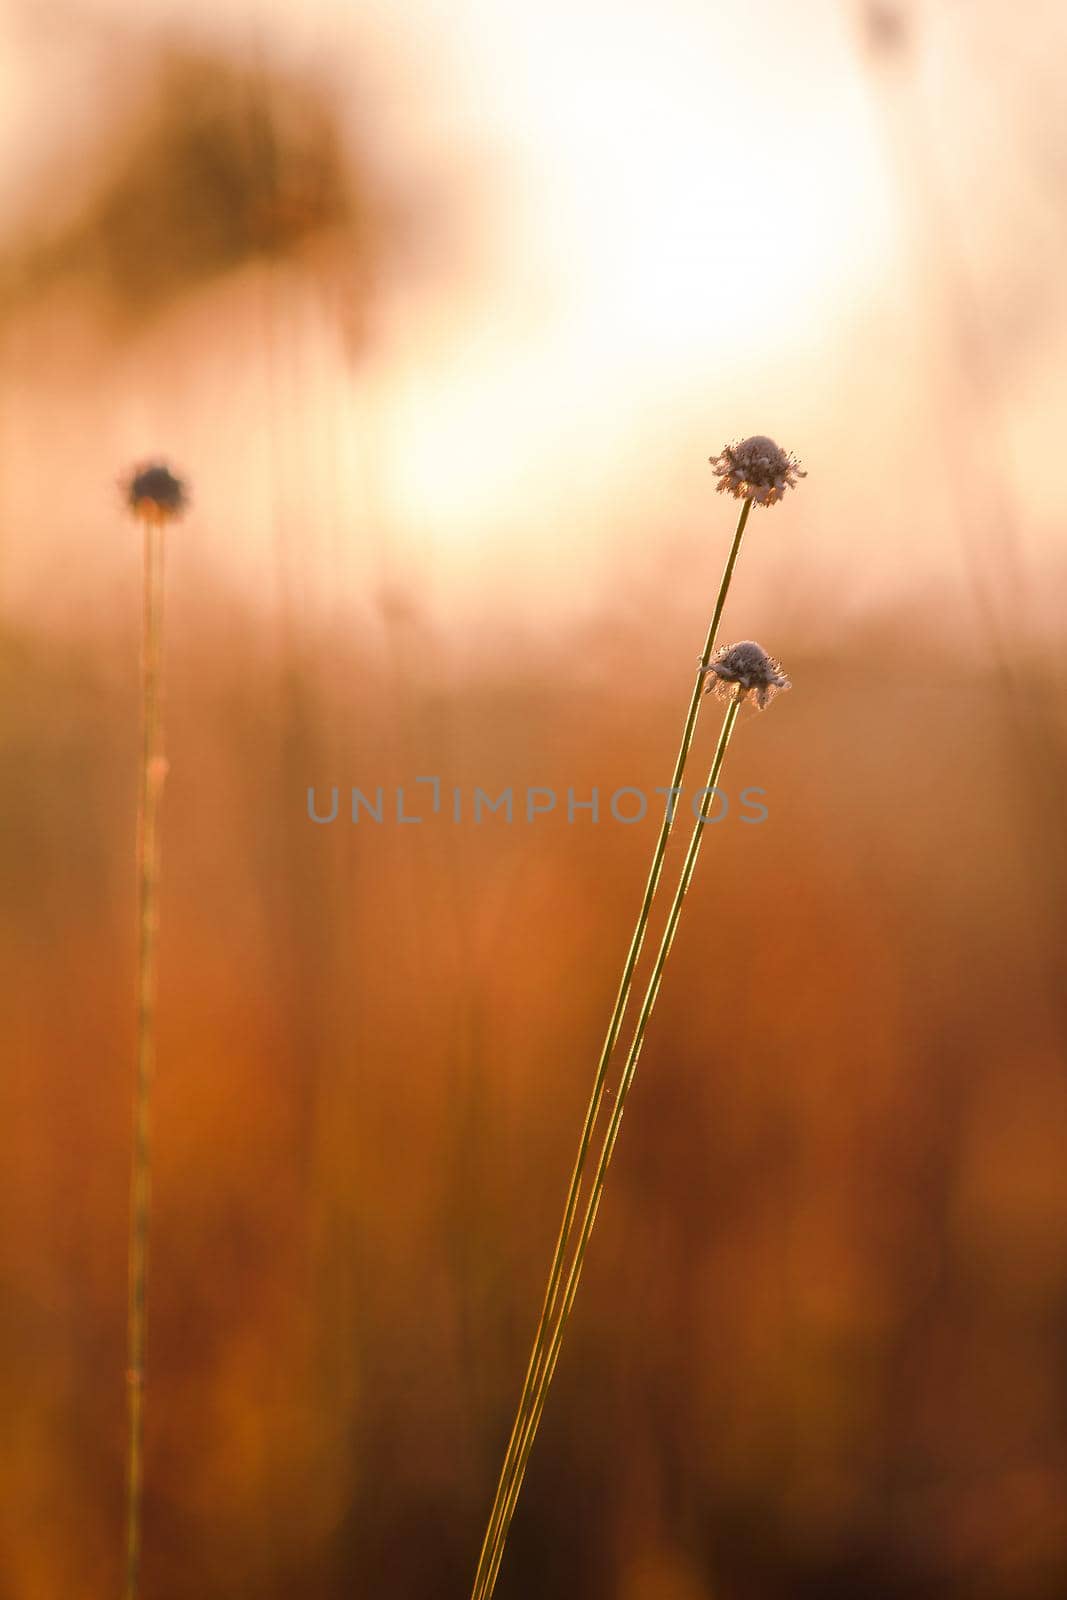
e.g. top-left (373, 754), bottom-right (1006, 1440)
top-left (2, 2), bottom-right (1067, 1597)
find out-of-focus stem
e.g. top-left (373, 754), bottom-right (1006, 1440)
top-left (125, 513), bottom-right (167, 1600)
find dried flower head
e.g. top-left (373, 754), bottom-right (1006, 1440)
top-left (701, 640), bottom-right (791, 711)
top-left (125, 463), bottom-right (188, 523)
top-left (709, 435), bottom-right (805, 507)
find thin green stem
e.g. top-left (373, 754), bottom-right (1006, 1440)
top-left (125, 515), bottom-right (166, 1600)
top-left (480, 699), bottom-right (741, 1599)
top-left (469, 498), bottom-right (751, 1600)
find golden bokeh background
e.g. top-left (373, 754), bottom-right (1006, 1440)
top-left (2, 1), bottom-right (1067, 1595)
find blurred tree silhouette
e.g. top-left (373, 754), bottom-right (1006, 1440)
top-left (0, 42), bottom-right (390, 335)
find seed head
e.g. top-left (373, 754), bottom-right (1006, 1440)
top-left (701, 640), bottom-right (791, 711)
top-left (709, 435), bottom-right (805, 507)
top-left (124, 462), bottom-right (188, 523)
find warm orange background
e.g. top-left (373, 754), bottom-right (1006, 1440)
top-left (2, 2), bottom-right (1067, 1596)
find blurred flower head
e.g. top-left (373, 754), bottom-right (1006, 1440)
top-left (861, 2), bottom-right (910, 58)
top-left (702, 640), bottom-right (791, 710)
top-left (709, 435), bottom-right (806, 506)
top-left (124, 462), bottom-right (188, 523)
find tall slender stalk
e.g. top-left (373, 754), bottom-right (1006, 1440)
top-left (479, 700), bottom-right (741, 1599)
top-left (124, 508), bottom-right (168, 1600)
top-left (469, 500), bottom-right (751, 1600)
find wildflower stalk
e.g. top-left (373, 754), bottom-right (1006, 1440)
top-left (124, 506), bottom-right (168, 1600)
top-left (469, 500), bottom-right (752, 1600)
top-left (479, 699), bottom-right (741, 1600)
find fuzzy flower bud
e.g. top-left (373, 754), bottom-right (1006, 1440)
top-left (709, 435), bottom-right (805, 507)
top-left (124, 462), bottom-right (188, 523)
top-left (701, 640), bottom-right (791, 711)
